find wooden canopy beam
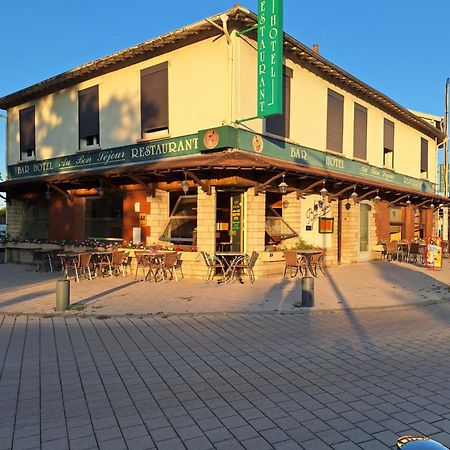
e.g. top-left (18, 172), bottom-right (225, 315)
top-left (128, 176), bottom-right (155, 196)
top-left (358, 189), bottom-right (379, 201)
top-left (183, 170), bottom-right (211, 195)
top-left (295, 179), bottom-right (325, 199)
top-left (49, 184), bottom-right (73, 202)
top-left (389, 194), bottom-right (410, 205)
top-left (329, 184), bottom-right (356, 200)
top-left (254, 172), bottom-right (285, 196)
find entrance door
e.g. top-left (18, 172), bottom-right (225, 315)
top-left (359, 203), bottom-right (370, 261)
top-left (216, 191), bottom-right (245, 252)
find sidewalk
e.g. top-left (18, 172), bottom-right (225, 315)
top-left (0, 259), bottom-right (449, 316)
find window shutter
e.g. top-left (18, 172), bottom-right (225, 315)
top-left (353, 103), bottom-right (367, 160)
top-left (141, 62), bottom-right (168, 134)
top-left (326, 90), bottom-right (344, 153)
top-left (421, 137), bottom-right (428, 173)
top-left (19, 106), bottom-right (35, 153)
top-left (78, 86), bottom-right (99, 139)
top-left (266, 66), bottom-right (292, 138)
top-left (384, 119), bottom-right (394, 151)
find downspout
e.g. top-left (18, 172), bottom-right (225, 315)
top-left (207, 14), bottom-right (234, 125)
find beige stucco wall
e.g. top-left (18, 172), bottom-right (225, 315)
top-left (7, 35), bottom-right (230, 165)
top-left (235, 34), bottom-right (438, 184)
top-left (7, 30), bottom-right (437, 185)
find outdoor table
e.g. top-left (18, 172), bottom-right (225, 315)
top-left (296, 249), bottom-right (324, 277)
top-left (216, 251), bottom-right (247, 283)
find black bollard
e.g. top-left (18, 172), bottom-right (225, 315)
top-left (301, 276), bottom-right (314, 307)
top-left (56, 279), bottom-right (70, 311)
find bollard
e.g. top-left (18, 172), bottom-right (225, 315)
top-left (301, 276), bottom-right (314, 307)
top-left (56, 279), bottom-right (70, 311)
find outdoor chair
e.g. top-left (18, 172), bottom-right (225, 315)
top-left (109, 251), bottom-right (126, 277)
top-left (408, 242), bottom-right (423, 264)
top-left (397, 241), bottom-right (409, 262)
top-left (308, 252), bottom-right (326, 277)
top-left (135, 253), bottom-right (151, 280)
top-left (121, 251), bottom-right (132, 275)
top-left (229, 251), bottom-right (259, 284)
top-left (202, 251), bottom-right (225, 282)
top-left (64, 252), bottom-right (93, 282)
top-left (386, 242), bottom-right (399, 261)
top-left (162, 251), bottom-right (183, 281)
top-left (282, 250), bottom-right (303, 278)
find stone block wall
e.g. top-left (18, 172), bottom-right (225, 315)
top-left (196, 186), bottom-right (216, 255)
top-left (282, 191), bottom-right (301, 248)
top-left (147, 190), bottom-right (169, 245)
top-left (340, 200), bottom-right (359, 264)
top-left (245, 188), bottom-right (266, 253)
top-left (6, 200), bottom-right (24, 238)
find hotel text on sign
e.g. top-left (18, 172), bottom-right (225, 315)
top-left (257, 0), bottom-right (283, 118)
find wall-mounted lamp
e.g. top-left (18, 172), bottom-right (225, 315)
top-left (350, 187), bottom-right (358, 204)
top-left (181, 172), bottom-right (189, 195)
top-left (319, 181), bottom-right (328, 200)
top-left (373, 190), bottom-right (381, 205)
top-left (278, 174), bottom-right (288, 195)
top-left (97, 180), bottom-right (104, 198)
top-left (45, 185), bottom-right (51, 201)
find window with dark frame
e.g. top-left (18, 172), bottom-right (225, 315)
top-left (140, 62), bottom-right (169, 138)
top-left (78, 85), bottom-right (99, 149)
top-left (383, 118), bottom-right (394, 168)
top-left (420, 137), bottom-right (428, 178)
top-left (265, 66), bottom-right (292, 138)
top-left (19, 106), bottom-right (36, 160)
top-left (353, 103), bottom-right (367, 160)
top-left (326, 89), bottom-right (344, 153)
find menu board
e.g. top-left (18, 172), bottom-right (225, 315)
top-left (425, 236), bottom-right (443, 269)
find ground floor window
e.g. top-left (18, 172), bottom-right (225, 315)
top-left (23, 201), bottom-right (48, 239)
top-left (265, 193), bottom-right (298, 245)
top-left (160, 194), bottom-right (197, 245)
top-left (85, 196), bottom-right (123, 240)
top-left (389, 206), bottom-right (403, 241)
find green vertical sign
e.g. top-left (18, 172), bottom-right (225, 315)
top-left (257, 0), bottom-right (283, 118)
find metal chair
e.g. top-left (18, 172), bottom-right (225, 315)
top-left (64, 253), bottom-right (93, 282)
top-left (408, 242), bottom-right (423, 264)
top-left (201, 251), bottom-right (224, 282)
top-left (308, 252), bottom-right (326, 277)
top-left (229, 251), bottom-right (259, 284)
top-left (282, 250), bottom-right (303, 278)
top-left (162, 251), bottom-right (183, 281)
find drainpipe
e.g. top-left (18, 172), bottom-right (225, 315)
top-left (220, 14), bottom-right (234, 125)
top-left (207, 15), bottom-right (234, 125)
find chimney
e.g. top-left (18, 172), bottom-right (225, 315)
top-left (312, 43), bottom-right (319, 54)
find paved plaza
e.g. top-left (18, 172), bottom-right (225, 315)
top-left (1, 260), bottom-right (450, 449)
top-left (1, 303), bottom-right (450, 450)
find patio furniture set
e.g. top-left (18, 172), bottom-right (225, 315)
top-left (202, 251), bottom-right (259, 284)
top-left (282, 249), bottom-right (326, 279)
top-left (381, 240), bottom-right (426, 264)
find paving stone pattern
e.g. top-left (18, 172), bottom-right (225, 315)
top-left (1, 304), bottom-right (450, 449)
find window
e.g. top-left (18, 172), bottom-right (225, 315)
top-left (160, 195), bottom-right (197, 244)
top-left (19, 106), bottom-right (35, 160)
top-left (389, 206), bottom-right (403, 241)
top-left (383, 118), bottom-right (394, 168)
top-left (326, 89), bottom-right (344, 153)
top-left (141, 62), bottom-right (168, 139)
top-left (78, 86), bottom-right (99, 150)
top-left (353, 103), bottom-right (367, 160)
top-left (265, 66), bottom-right (292, 138)
top-left (421, 137), bottom-right (428, 178)
top-left (85, 196), bottom-right (123, 240)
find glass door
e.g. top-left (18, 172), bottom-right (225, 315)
top-left (230, 194), bottom-right (244, 252)
top-left (359, 203), bottom-right (370, 260)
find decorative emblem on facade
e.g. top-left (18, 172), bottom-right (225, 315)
top-left (252, 134), bottom-right (263, 153)
top-left (306, 200), bottom-right (332, 225)
top-left (203, 129), bottom-right (219, 149)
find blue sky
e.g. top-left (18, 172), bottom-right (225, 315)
top-left (0, 0), bottom-right (449, 202)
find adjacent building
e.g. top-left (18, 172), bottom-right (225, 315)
top-left (0, 5), bottom-right (446, 277)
